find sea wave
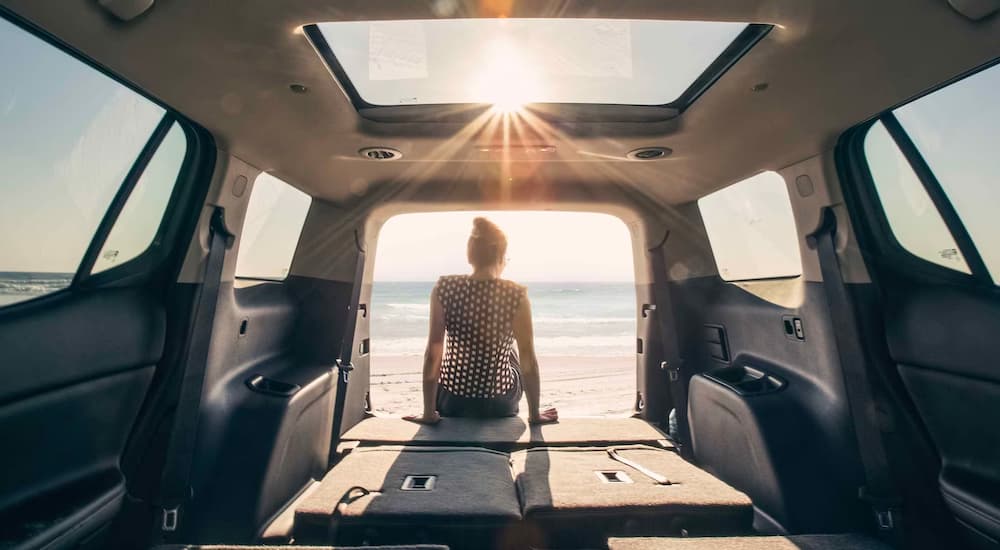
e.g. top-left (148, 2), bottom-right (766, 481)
top-left (0, 275), bottom-right (73, 296)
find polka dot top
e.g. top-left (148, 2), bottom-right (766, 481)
top-left (435, 275), bottom-right (527, 398)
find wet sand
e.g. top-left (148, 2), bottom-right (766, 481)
top-left (368, 355), bottom-right (636, 417)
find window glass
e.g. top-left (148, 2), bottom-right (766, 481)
top-left (314, 19), bottom-right (749, 106)
top-left (235, 173), bottom-right (312, 280)
top-left (93, 123), bottom-right (187, 274)
top-left (0, 17), bottom-right (166, 307)
top-left (698, 171), bottom-right (802, 281)
top-left (863, 121), bottom-right (970, 273)
top-left (893, 64), bottom-right (1000, 282)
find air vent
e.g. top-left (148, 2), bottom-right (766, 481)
top-left (626, 147), bottom-right (672, 161)
top-left (359, 147), bottom-right (403, 161)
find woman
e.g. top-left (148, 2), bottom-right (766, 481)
top-left (404, 217), bottom-right (559, 425)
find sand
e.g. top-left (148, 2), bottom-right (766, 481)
top-left (368, 354), bottom-right (636, 417)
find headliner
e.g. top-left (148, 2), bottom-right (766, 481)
top-left (3, 0), bottom-right (998, 207)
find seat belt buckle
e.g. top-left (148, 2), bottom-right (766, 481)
top-left (661, 361), bottom-right (680, 382)
top-left (336, 359), bottom-right (355, 383)
top-left (874, 507), bottom-right (895, 531)
top-left (161, 506), bottom-right (179, 532)
top-left (859, 487), bottom-right (901, 532)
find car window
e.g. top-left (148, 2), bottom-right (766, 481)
top-left (698, 171), bottom-right (802, 281)
top-left (93, 123), bottom-right (188, 274)
top-left (863, 122), bottom-right (970, 273)
top-left (863, 62), bottom-right (999, 283)
top-left (0, 17), bottom-right (177, 307)
top-left (235, 173), bottom-right (312, 281)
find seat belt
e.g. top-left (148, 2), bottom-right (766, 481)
top-left (647, 231), bottom-right (691, 456)
top-left (327, 230), bottom-right (366, 467)
top-left (156, 206), bottom-right (234, 538)
top-left (607, 447), bottom-right (672, 485)
top-left (807, 207), bottom-right (901, 540)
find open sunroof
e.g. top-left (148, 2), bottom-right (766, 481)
top-left (306, 19), bottom-right (770, 119)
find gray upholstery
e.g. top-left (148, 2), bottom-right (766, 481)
top-left (294, 446), bottom-right (520, 540)
top-left (512, 445), bottom-right (751, 519)
top-left (341, 417), bottom-right (668, 448)
top-left (607, 534), bottom-right (889, 549)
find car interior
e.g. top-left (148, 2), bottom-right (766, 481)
top-left (0, 1), bottom-right (998, 549)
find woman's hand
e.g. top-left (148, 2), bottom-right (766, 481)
top-left (403, 411), bottom-right (442, 425)
top-left (529, 407), bottom-right (559, 425)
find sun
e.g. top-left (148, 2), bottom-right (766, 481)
top-left (469, 38), bottom-right (539, 114)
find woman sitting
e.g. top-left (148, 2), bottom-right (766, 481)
top-left (405, 217), bottom-right (559, 425)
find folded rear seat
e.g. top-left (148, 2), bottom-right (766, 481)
top-left (606, 534), bottom-right (889, 549)
top-left (512, 445), bottom-right (753, 547)
top-left (293, 446), bottom-right (521, 548)
top-left (156, 546), bottom-right (447, 549)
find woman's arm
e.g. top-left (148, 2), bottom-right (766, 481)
top-left (405, 285), bottom-right (445, 424)
top-left (513, 294), bottom-right (558, 424)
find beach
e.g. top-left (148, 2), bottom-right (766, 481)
top-left (370, 354), bottom-right (636, 417)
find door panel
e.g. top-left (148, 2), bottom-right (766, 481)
top-left (675, 277), bottom-right (863, 533)
top-left (0, 8), bottom-right (210, 547)
top-left (839, 58), bottom-right (1000, 548)
top-left (0, 290), bottom-right (163, 548)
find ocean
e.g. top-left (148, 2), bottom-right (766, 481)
top-left (371, 280), bottom-right (636, 357)
top-left (0, 272), bottom-right (74, 307)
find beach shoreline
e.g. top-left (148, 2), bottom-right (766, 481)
top-left (369, 354), bottom-right (636, 417)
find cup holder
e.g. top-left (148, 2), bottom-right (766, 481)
top-left (703, 365), bottom-right (785, 396)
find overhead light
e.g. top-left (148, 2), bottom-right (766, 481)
top-left (626, 147), bottom-right (672, 161)
top-left (359, 147), bottom-right (403, 160)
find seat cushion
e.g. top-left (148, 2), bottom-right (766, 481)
top-left (513, 445), bottom-right (751, 519)
top-left (293, 446), bottom-right (520, 544)
top-left (511, 445), bottom-right (752, 545)
top-left (607, 534), bottom-right (889, 549)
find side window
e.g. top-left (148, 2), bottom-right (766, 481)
top-left (93, 123), bottom-right (188, 274)
top-left (698, 171), bottom-right (802, 281)
top-left (235, 173), bottom-right (312, 281)
top-left (863, 122), bottom-right (969, 273)
top-left (863, 62), bottom-right (999, 283)
top-left (0, 17), bottom-right (185, 307)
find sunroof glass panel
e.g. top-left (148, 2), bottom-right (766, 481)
top-left (313, 19), bottom-right (750, 107)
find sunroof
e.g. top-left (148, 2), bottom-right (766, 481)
top-left (307, 19), bottom-right (767, 110)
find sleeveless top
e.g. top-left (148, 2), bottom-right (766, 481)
top-left (435, 275), bottom-right (526, 398)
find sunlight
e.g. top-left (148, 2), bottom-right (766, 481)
top-left (469, 38), bottom-right (538, 113)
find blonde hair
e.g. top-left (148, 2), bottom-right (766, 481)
top-left (467, 217), bottom-right (507, 269)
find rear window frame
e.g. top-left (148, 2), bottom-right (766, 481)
top-left (837, 56), bottom-right (1000, 293)
top-left (0, 7), bottom-right (215, 310)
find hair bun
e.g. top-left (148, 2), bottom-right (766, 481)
top-left (472, 216), bottom-right (500, 239)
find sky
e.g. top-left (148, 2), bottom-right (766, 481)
top-left (373, 211), bottom-right (635, 282)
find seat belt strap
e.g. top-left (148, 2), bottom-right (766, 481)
top-left (647, 231), bottom-right (690, 454)
top-left (156, 206), bottom-right (234, 537)
top-left (607, 447), bottom-right (672, 485)
top-left (807, 207), bottom-right (900, 538)
top-left (328, 231), bottom-right (366, 467)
